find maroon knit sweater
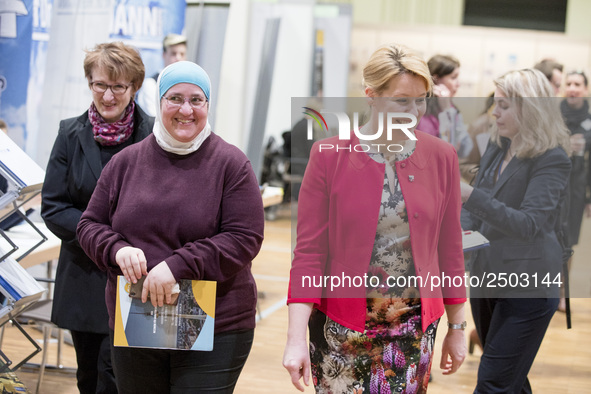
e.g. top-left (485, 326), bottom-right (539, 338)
top-left (77, 133), bottom-right (265, 333)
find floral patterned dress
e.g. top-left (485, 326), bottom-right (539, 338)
top-left (308, 143), bottom-right (438, 394)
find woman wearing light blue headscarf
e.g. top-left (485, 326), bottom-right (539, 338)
top-left (77, 61), bottom-right (265, 393)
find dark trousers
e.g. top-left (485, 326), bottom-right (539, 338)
top-left (70, 330), bottom-right (118, 394)
top-left (471, 297), bottom-right (558, 394)
top-left (110, 329), bottom-right (254, 394)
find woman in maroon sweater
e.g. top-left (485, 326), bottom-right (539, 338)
top-left (77, 61), bottom-right (264, 393)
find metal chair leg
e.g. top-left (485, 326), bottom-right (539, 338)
top-left (35, 325), bottom-right (50, 394)
top-left (56, 328), bottom-right (63, 368)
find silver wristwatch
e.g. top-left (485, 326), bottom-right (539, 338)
top-left (447, 321), bottom-right (467, 330)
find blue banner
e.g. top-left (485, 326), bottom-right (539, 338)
top-left (110, 0), bottom-right (186, 83)
top-left (0, 0), bottom-right (33, 148)
top-left (25, 0), bottom-right (53, 156)
top-left (1, 0), bottom-right (185, 165)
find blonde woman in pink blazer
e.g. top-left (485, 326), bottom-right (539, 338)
top-left (284, 44), bottom-right (467, 393)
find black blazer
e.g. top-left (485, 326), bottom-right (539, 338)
top-left (461, 139), bottom-right (571, 298)
top-left (41, 107), bottom-right (153, 333)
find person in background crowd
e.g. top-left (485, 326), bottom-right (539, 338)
top-left (459, 94), bottom-right (495, 184)
top-left (41, 42), bottom-right (154, 394)
top-left (417, 54), bottom-right (473, 158)
top-left (136, 33), bottom-right (187, 116)
top-left (558, 70), bottom-right (591, 312)
top-left (461, 69), bottom-right (571, 393)
top-left (534, 58), bottom-right (564, 96)
top-left (77, 61), bottom-right (264, 393)
top-left (284, 43), bottom-right (466, 393)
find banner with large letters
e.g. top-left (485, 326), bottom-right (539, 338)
top-left (0, 0), bottom-right (185, 167)
top-left (110, 0), bottom-right (186, 80)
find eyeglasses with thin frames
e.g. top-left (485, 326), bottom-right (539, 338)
top-left (90, 82), bottom-right (132, 95)
top-left (163, 95), bottom-right (208, 109)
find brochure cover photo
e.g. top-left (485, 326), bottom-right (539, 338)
top-left (114, 276), bottom-right (216, 351)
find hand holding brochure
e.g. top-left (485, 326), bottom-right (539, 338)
top-left (114, 276), bottom-right (216, 351)
top-left (462, 230), bottom-right (490, 252)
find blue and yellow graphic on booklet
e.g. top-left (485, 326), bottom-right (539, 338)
top-left (114, 276), bottom-right (216, 351)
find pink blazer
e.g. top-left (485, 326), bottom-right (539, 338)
top-left (288, 131), bottom-right (466, 332)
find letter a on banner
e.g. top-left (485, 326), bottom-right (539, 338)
top-left (35, 0), bottom-right (187, 168)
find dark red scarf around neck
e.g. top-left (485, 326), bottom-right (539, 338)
top-left (89, 101), bottom-right (135, 146)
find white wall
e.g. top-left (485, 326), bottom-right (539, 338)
top-left (214, 0), bottom-right (249, 149)
top-left (349, 24), bottom-right (591, 100)
top-left (216, 1), bottom-right (315, 151)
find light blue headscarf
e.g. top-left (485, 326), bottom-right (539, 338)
top-left (159, 61), bottom-right (211, 101)
top-left (152, 61), bottom-right (212, 155)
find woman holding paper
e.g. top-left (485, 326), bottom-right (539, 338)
top-left (41, 42), bottom-right (153, 394)
top-left (460, 69), bottom-right (571, 393)
top-left (77, 61), bottom-right (264, 393)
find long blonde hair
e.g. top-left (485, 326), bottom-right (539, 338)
top-left (492, 68), bottom-right (571, 158)
top-left (362, 44), bottom-right (432, 95)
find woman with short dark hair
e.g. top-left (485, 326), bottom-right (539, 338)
top-left (42, 41), bottom-right (154, 393)
top-left (418, 54), bottom-right (473, 158)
